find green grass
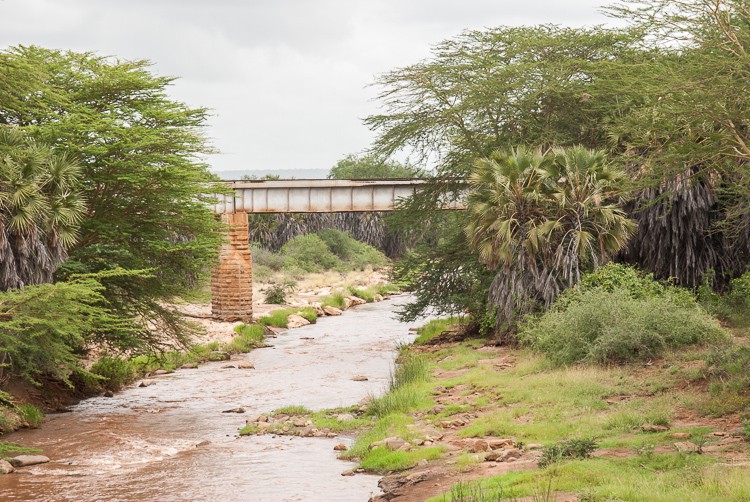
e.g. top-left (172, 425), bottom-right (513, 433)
top-left (431, 455), bottom-right (750, 502)
top-left (414, 317), bottom-right (462, 345)
top-left (359, 445), bottom-right (445, 472)
top-left (258, 307), bottom-right (318, 328)
top-left (321, 292), bottom-right (346, 309)
top-left (348, 286), bottom-right (375, 302)
top-left (273, 405), bottom-right (311, 415)
top-left (0, 440), bottom-right (41, 460)
top-left (15, 403), bottom-right (43, 428)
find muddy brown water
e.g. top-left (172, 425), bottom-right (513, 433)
top-left (0, 296), bottom-right (424, 502)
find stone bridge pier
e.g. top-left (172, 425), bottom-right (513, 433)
top-left (211, 212), bottom-right (253, 322)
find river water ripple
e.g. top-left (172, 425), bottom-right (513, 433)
top-left (0, 295), bottom-right (421, 502)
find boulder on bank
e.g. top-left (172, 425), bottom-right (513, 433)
top-left (0, 459), bottom-right (14, 473)
top-left (10, 455), bottom-right (50, 467)
top-left (287, 314), bottom-right (311, 328)
top-left (323, 306), bottom-right (342, 316)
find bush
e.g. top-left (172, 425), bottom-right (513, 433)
top-left (521, 270), bottom-right (727, 365)
top-left (90, 356), bottom-right (136, 391)
top-left (251, 246), bottom-right (284, 271)
top-left (262, 281), bottom-right (296, 304)
top-left (280, 234), bottom-right (341, 273)
top-left (322, 291), bottom-right (346, 309)
top-left (539, 437), bottom-right (598, 468)
top-left (700, 270), bottom-right (750, 328)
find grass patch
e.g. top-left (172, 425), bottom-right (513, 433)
top-left (258, 307), bottom-right (318, 328)
top-left (359, 445), bottom-right (445, 473)
top-left (0, 440), bottom-right (41, 460)
top-left (414, 317), bottom-right (462, 345)
top-left (432, 454), bottom-right (750, 502)
top-left (321, 292), bottom-right (346, 309)
top-left (15, 403), bottom-right (43, 428)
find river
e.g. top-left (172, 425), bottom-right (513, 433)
top-left (0, 296), bottom-right (421, 502)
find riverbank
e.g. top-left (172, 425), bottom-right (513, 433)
top-left (243, 319), bottom-right (750, 501)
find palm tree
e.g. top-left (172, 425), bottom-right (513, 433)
top-left (0, 126), bottom-right (85, 289)
top-left (465, 146), bottom-right (634, 334)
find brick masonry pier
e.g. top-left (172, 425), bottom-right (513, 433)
top-left (211, 212), bottom-right (253, 321)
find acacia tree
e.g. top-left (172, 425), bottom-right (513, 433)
top-left (603, 0), bottom-right (750, 287)
top-left (0, 46), bottom-right (224, 347)
top-left (464, 146), bottom-right (634, 333)
top-left (374, 25), bottom-right (640, 322)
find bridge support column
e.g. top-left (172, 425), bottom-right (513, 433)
top-left (211, 212), bottom-right (253, 322)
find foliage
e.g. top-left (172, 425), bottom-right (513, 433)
top-left (521, 287), bottom-right (726, 366)
top-left (0, 277), bottom-right (137, 385)
top-left (0, 46), bottom-right (224, 345)
top-left (465, 146), bottom-right (634, 332)
top-left (601, 1), bottom-right (750, 287)
top-left (538, 437), bottom-right (598, 468)
top-left (90, 356), bottom-right (136, 392)
top-left (327, 153), bottom-right (422, 179)
top-left (0, 126), bottom-right (85, 290)
top-left (261, 281), bottom-right (296, 304)
top-left (275, 230), bottom-right (388, 276)
top-left (393, 211), bottom-right (494, 322)
top-left (700, 269), bottom-right (750, 328)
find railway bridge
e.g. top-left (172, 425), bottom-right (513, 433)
top-left (211, 178), bottom-right (438, 321)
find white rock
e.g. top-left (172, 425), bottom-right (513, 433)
top-left (323, 306), bottom-right (342, 316)
top-left (10, 455), bottom-right (50, 467)
top-left (287, 314), bottom-right (311, 328)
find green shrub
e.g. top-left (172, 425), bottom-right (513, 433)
top-left (522, 287), bottom-right (726, 366)
top-left (0, 278), bottom-right (136, 386)
top-left (539, 437), bottom-right (598, 467)
top-left (280, 234), bottom-right (340, 273)
top-left (700, 270), bottom-right (750, 328)
top-left (317, 229), bottom-right (356, 260)
top-left (261, 281), bottom-right (296, 304)
top-left (90, 356), bottom-right (137, 391)
top-left (556, 263), bottom-right (695, 311)
top-left (251, 245), bottom-right (284, 271)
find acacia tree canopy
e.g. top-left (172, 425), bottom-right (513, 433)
top-left (0, 45), bottom-right (224, 347)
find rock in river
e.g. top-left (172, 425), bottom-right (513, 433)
top-left (0, 459), bottom-right (14, 473)
top-left (10, 455), bottom-right (50, 467)
top-left (323, 306), bottom-right (342, 316)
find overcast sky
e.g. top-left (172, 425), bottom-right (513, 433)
top-left (0, 0), bottom-right (619, 174)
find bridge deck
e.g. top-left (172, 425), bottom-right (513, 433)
top-left (215, 178), bottom-right (429, 213)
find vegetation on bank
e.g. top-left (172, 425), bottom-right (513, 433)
top-left (252, 229), bottom-right (389, 282)
top-left (82, 323), bottom-right (267, 393)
